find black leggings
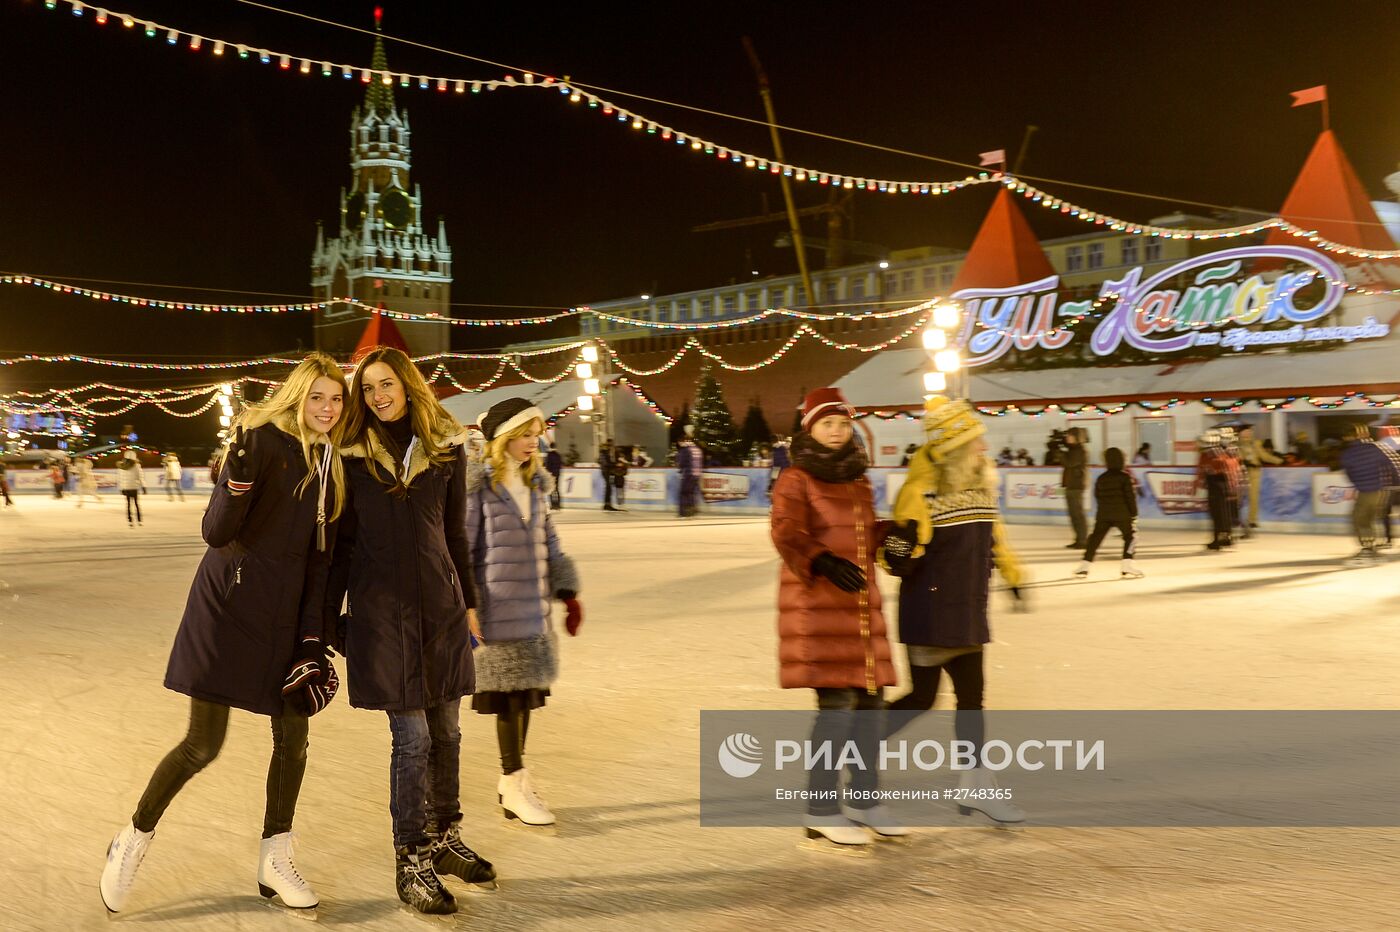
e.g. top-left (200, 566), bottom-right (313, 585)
top-left (885, 651), bottom-right (985, 750)
top-left (132, 697), bottom-right (308, 838)
top-left (496, 709), bottom-right (531, 774)
top-left (1085, 517), bottom-right (1136, 561)
top-left (123, 489), bottom-right (142, 523)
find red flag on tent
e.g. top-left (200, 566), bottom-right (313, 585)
top-left (979, 149), bottom-right (1006, 167)
top-left (1290, 85), bottom-right (1326, 107)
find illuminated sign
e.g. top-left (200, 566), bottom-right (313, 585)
top-left (955, 246), bottom-right (1388, 367)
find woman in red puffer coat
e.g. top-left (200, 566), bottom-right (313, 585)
top-left (769, 388), bottom-right (902, 849)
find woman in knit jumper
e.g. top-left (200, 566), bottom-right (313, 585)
top-left (466, 397), bottom-right (582, 828)
top-left (880, 395), bottom-right (1027, 824)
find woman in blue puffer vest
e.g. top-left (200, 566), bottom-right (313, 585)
top-left (466, 397), bottom-right (582, 827)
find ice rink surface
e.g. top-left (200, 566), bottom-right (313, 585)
top-left (1, 494), bottom-right (1398, 931)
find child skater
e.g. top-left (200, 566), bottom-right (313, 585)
top-left (466, 397), bottom-right (583, 828)
top-left (880, 395), bottom-right (1027, 824)
top-left (99, 353), bottom-right (348, 916)
top-left (1074, 446), bottom-right (1144, 578)
top-left (769, 388), bottom-right (905, 849)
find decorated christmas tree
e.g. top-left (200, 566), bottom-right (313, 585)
top-left (739, 399), bottom-right (773, 459)
top-left (690, 365), bottom-right (739, 464)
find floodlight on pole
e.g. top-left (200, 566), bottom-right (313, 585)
top-left (923, 371), bottom-right (947, 393)
top-left (934, 349), bottom-right (962, 373)
top-left (932, 303), bottom-right (961, 330)
top-left (921, 327), bottom-right (947, 351)
top-left (581, 344), bottom-right (600, 364)
top-left (583, 378), bottom-right (600, 396)
top-left (577, 394), bottom-right (594, 411)
top-left (575, 363), bottom-right (593, 380)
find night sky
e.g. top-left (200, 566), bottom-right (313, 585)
top-left (4, 0), bottom-right (1400, 441)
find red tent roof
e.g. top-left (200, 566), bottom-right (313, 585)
top-left (949, 187), bottom-right (1057, 293)
top-left (352, 308), bottom-right (411, 362)
top-left (1264, 130), bottom-right (1394, 255)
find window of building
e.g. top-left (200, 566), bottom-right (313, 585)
top-left (1087, 242), bottom-right (1104, 270)
top-left (723, 294), bottom-right (737, 315)
top-left (1145, 239), bottom-right (1163, 262)
top-left (1121, 237), bottom-right (1139, 266)
top-left (824, 280), bottom-right (839, 304)
top-left (922, 267), bottom-right (937, 291)
top-left (699, 298), bottom-right (713, 318)
top-left (884, 274), bottom-right (898, 294)
top-left (901, 270), bottom-right (915, 293)
top-left (746, 291), bottom-right (762, 311)
top-left (941, 266), bottom-right (955, 288)
top-left (1065, 245), bottom-right (1084, 272)
top-left (793, 286), bottom-right (806, 307)
top-left (851, 277), bottom-right (866, 300)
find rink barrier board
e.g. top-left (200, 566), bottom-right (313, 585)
top-left (18, 465), bottom-right (1366, 534)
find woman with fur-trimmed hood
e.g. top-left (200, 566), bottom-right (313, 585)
top-left (879, 395), bottom-right (1027, 824)
top-left (465, 397), bottom-right (582, 828)
top-left (326, 346), bottom-right (494, 918)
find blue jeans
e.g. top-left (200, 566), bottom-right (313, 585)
top-left (386, 699), bottom-right (462, 849)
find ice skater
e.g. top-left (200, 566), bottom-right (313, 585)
top-left (1237, 425), bottom-right (1281, 529)
top-left (770, 388), bottom-right (904, 849)
top-left (880, 395), bottom-right (1028, 824)
top-left (73, 456), bottom-right (101, 506)
top-left (465, 397), bottom-right (582, 828)
top-left (1338, 424), bottom-right (1400, 565)
top-left (0, 460), bottom-right (13, 507)
top-left (1195, 430), bottom-right (1239, 550)
top-left (116, 450), bottom-right (146, 526)
top-left (1059, 427), bottom-right (1089, 548)
top-left (49, 460), bottom-right (66, 498)
top-left (676, 425), bottom-right (702, 517)
top-left (162, 452), bottom-right (185, 501)
top-left (99, 353), bottom-right (348, 916)
top-left (1074, 447), bottom-right (1144, 579)
top-left (328, 346), bottom-right (495, 917)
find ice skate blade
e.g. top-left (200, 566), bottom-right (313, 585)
top-left (502, 809), bottom-right (558, 833)
top-left (258, 885), bottom-right (319, 920)
top-left (956, 805), bottom-right (1026, 828)
top-left (868, 831), bottom-right (913, 844)
top-left (798, 833), bottom-right (874, 858)
top-left (396, 902), bottom-right (457, 923)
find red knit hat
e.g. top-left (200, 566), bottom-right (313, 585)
top-left (800, 387), bottom-right (854, 431)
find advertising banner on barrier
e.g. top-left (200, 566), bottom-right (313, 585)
top-left (1141, 470), bottom-right (1208, 515)
top-left (7, 469), bottom-right (60, 492)
top-left (623, 471), bottom-right (668, 502)
top-left (559, 469), bottom-right (599, 501)
top-left (1002, 471), bottom-right (1065, 511)
top-left (701, 471), bottom-right (751, 503)
top-left (1311, 472), bottom-right (1357, 516)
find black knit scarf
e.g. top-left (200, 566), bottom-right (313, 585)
top-left (790, 432), bottom-right (868, 483)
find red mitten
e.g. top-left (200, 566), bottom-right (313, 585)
top-left (563, 597), bottom-right (583, 636)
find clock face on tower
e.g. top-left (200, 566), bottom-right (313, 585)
top-left (380, 189), bottom-right (411, 229)
top-left (344, 192), bottom-right (366, 232)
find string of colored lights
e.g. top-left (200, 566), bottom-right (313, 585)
top-left (37, 1), bottom-right (1400, 262)
top-left (2, 273), bottom-right (946, 329)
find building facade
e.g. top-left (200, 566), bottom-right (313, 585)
top-left (310, 28), bottom-right (452, 359)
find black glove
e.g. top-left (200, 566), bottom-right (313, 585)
top-left (881, 521), bottom-right (918, 577)
top-left (225, 425), bottom-right (254, 492)
top-left (811, 552), bottom-right (866, 593)
top-left (283, 638), bottom-right (339, 716)
top-left (284, 638), bottom-right (328, 693)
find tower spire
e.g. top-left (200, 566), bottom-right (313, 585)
top-left (365, 6), bottom-right (395, 118)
